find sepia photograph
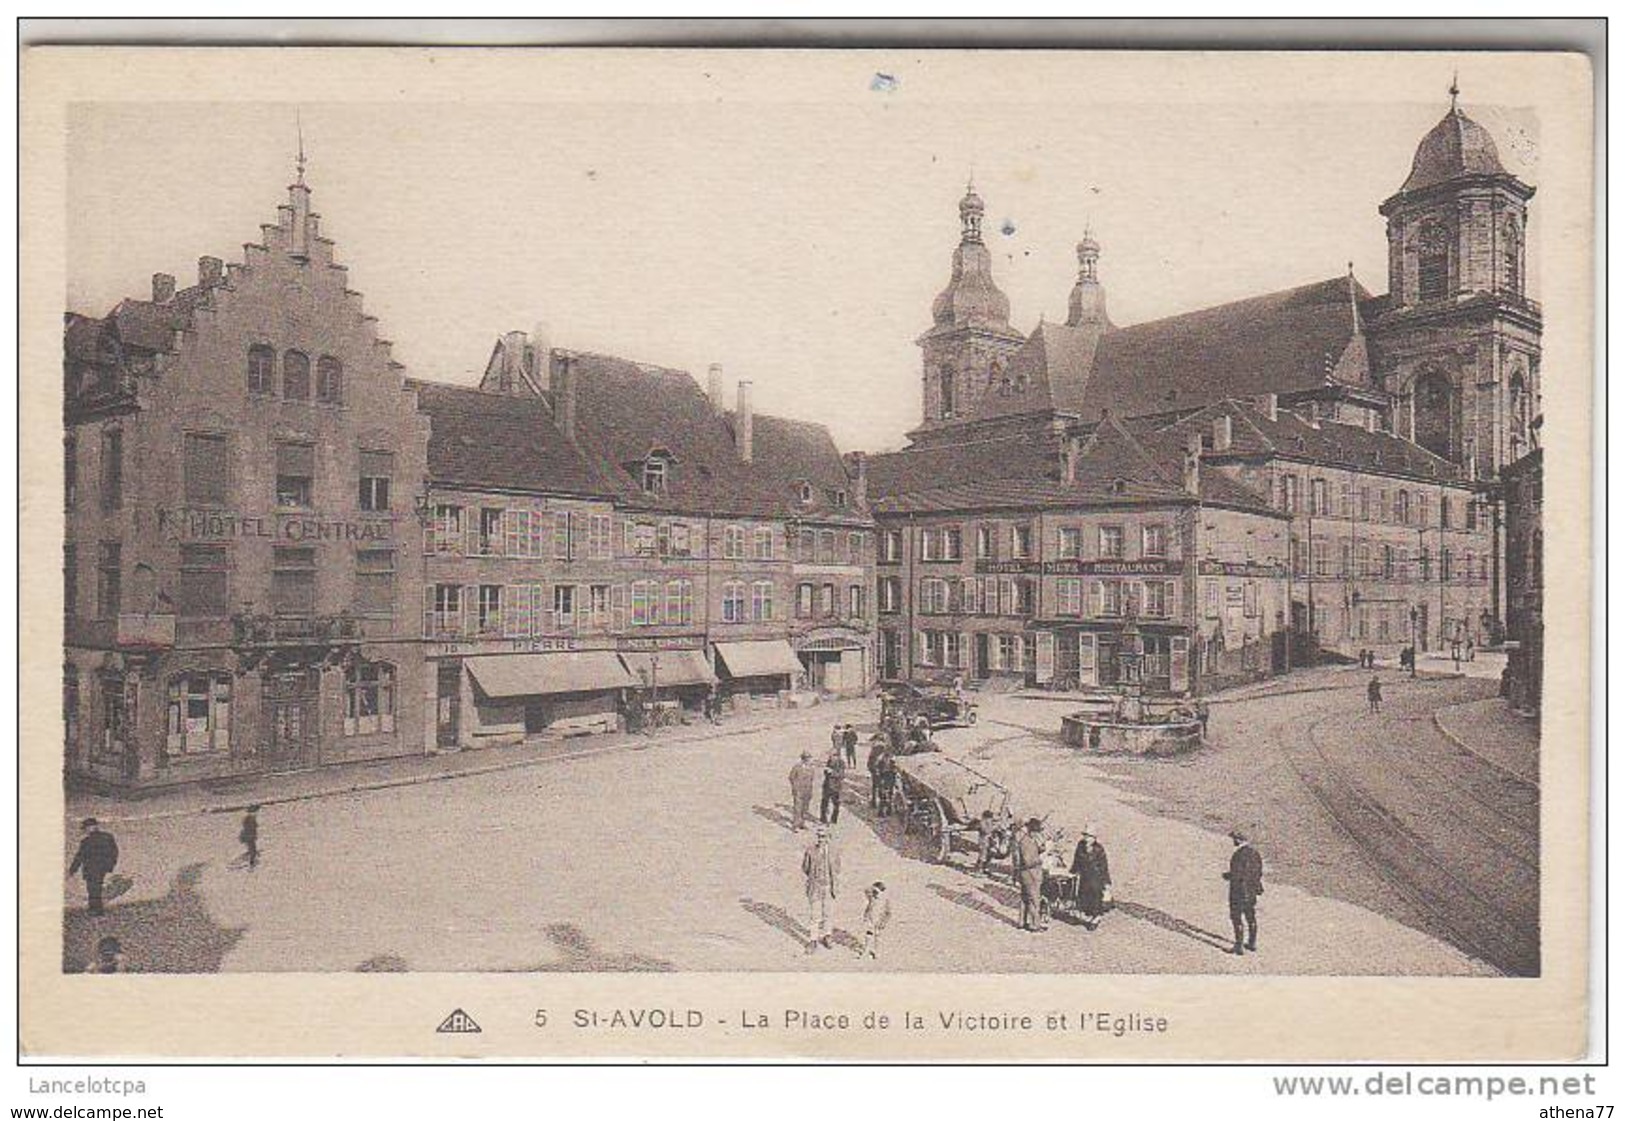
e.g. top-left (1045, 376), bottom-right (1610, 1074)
top-left (18, 37), bottom-right (1596, 1067)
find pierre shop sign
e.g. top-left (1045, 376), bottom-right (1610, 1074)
top-left (157, 507), bottom-right (396, 543)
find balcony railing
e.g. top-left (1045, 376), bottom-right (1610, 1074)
top-left (115, 613), bottom-right (175, 649)
top-left (232, 612), bottom-right (364, 648)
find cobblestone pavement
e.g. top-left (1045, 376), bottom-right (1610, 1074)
top-left (1432, 696), bottom-right (1540, 786)
top-left (62, 685), bottom-right (1496, 976)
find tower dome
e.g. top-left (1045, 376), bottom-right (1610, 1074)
top-left (1066, 228), bottom-right (1110, 329)
top-left (928, 184), bottom-right (1014, 331)
top-left (1397, 102), bottom-right (1509, 195)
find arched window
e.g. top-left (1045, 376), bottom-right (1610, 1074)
top-left (316, 356), bottom-right (343, 404)
top-left (283, 350), bottom-right (310, 400)
top-left (1501, 216), bottom-right (1523, 295)
top-left (1508, 369), bottom-right (1531, 456)
top-left (344, 661), bottom-right (396, 737)
top-left (1417, 220), bottom-right (1450, 301)
top-left (1413, 368), bottom-right (1456, 461)
top-left (939, 367), bottom-right (956, 418)
top-left (247, 344), bottom-right (275, 395)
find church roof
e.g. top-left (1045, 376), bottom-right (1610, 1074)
top-left (1398, 106), bottom-right (1510, 195)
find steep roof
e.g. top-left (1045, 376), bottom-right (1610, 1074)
top-left (868, 413), bottom-right (1277, 517)
top-left (1080, 276), bottom-right (1373, 419)
top-left (971, 320), bottom-right (1104, 424)
top-left (556, 349), bottom-right (868, 523)
top-left (1131, 398), bottom-right (1472, 484)
top-left (412, 380), bottom-right (625, 499)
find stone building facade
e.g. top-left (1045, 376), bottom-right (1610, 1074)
top-left (63, 169), bottom-right (430, 792)
top-left (1502, 446), bottom-right (1543, 712)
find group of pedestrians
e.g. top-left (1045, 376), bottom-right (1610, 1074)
top-left (1005, 818), bottom-right (1114, 933)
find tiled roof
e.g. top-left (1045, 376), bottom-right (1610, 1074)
top-left (1077, 276), bottom-right (1374, 419)
top-left (1132, 398), bottom-right (1471, 484)
top-left (1398, 107), bottom-right (1510, 195)
top-left (556, 349), bottom-right (869, 523)
top-left (869, 413), bottom-right (1277, 517)
top-left (412, 380), bottom-right (625, 499)
top-left (971, 320), bottom-right (1104, 424)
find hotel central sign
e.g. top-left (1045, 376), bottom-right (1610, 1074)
top-left (158, 507), bottom-right (397, 543)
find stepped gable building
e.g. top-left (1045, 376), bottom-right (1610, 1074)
top-left (459, 334), bottom-right (875, 715)
top-left (868, 91), bottom-right (1521, 686)
top-left (64, 160), bottom-right (431, 792)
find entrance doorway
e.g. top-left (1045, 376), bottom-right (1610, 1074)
top-left (436, 662), bottom-right (461, 749)
top-left (973, 633), bottom-right (990, 680)
top-left (262, 668), bottom-right (319, 770)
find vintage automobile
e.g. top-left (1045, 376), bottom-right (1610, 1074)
top-left (878, 679), bottom-right (979, 729)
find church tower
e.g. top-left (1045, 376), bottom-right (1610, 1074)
top-left (914, 184), bottom-right (1026, 434)
top-left (1369, 82), bottom-right (1542, 478)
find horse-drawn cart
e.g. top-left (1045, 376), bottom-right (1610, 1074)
top-left (892, 753), bottom-right (1013, 863)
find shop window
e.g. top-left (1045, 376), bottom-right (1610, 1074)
top-left (274, 442), bottom-right (315, 508)
top-left (271, 547), bottom-right (316, 616)
top-left (316, 356), bottom-right (344, 405)
top-left (344, 662), bottom-right (396, 737)
top-left (359, 451), bottom-right (392, 512)
top-left (282, 350), bottom-right (311, 401)
top-left (184, 432), bottom-right (231, 507)
top-left (247, 344), bottom-right (275, 395)
top-left (177, 545), bottom-right (229, 618)
top-left (165, 672), bottom-right (231, 756)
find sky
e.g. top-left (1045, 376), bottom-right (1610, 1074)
top-left (64, 63), bottom-right (1539, 454)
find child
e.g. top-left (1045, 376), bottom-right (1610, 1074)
top-left (92, 935), bottom-right (124, 973)
top-left (860, 881), bottom-right (891, 960)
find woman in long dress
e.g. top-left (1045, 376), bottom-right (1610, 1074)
top-left (1071, 830), bottom-right (1112, 930)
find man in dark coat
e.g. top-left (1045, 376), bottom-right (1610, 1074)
top-left (67, 817), bottom-right (119, 916)
top-left (1071, 830), bottom-right (1112, 929)
top-left (1367, 676), bottom-right (1383, 714)
top-left (1013, 819), bottom-right (1047, 932)
top-left (820, 751), bottom-right (846, 825)
top-left (1223, 828), bottom-right (1265, 954)
top-left (239, 805), bottom-right (260, 870)
top-left (842, 723), bottom-right (859, 767)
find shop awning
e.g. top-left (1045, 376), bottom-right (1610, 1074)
top-left (714, 639), bottom-right (803, 679)
top-left (619, 649), bottom-right (717, 688)
top-left (466, 652), bottom-right (635, 699)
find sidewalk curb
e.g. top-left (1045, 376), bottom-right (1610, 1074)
top-left (70, 706), bottom-right (848, 826)
top-left (1431, 704), bottom-right (1539, 789)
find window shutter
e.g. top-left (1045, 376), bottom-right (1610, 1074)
top-left (1078, 633), bottom-right (1097, 687)
top-left (1170, 636), bottom-right (1190, 693)
top-left (422, 587), bottom-right (435, 639)
top-left (462, 585), bottom-right (476, 637)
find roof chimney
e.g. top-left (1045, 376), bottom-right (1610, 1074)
top-left (845, 451), bottom-right (869, 506)
top-left (528, 322), bottom-right (551, 386)
top-left (1212, 414), bottom-right (1233, 452)
top-left (1182, 433), bottom-right (1203, 496)
top-left (1257, 393), bottom-right (1278, 422)
top-left (151, 273), bottom-right (176, 303)
top-left (708, 364), bottom-right (726, 416)
top-left (198, 256), bottom-right (223, 288)
top-left (1061, 435), bottom-right (1081, 484)
top-left (553, 354), bottom-right (577, 442)
top-left (735, 381), bottom-right (754, 464)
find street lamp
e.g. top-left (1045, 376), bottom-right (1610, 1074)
top-left (1408, 605), bottom-right (1419, 678)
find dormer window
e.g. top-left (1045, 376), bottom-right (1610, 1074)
top-left (832, 489), bottom-right (848, 509)
top-left (642, 454), bottom-right (670, 495)
top-left (795, 481), bottom-right (813, 505)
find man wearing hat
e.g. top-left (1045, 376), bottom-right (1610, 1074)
top-left (239, 805), bottom-right (261, 870)
top-left (1222, 828), bottom-right (1265, 955)
top-left (1013, 818), bottom-right (1047, 932)
top-left (802, 824), bottom-right (842, 951)
top-left (67, 817), bottom-right (119, 916)
top-left (788, 751), bottom-right (820, 832)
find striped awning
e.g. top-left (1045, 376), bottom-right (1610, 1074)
top-left (619, 649), bottom-right (717, 688)
top-left (466, 652), bottom-right (635, 698)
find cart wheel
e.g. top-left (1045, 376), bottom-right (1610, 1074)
top-left (965, 710), bottom-right (978, 725)
top-left (933, 801), bottom-right (950, 863)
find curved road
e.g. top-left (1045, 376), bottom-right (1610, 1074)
top-left (1252, 677), bottom-right (1539, 976)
